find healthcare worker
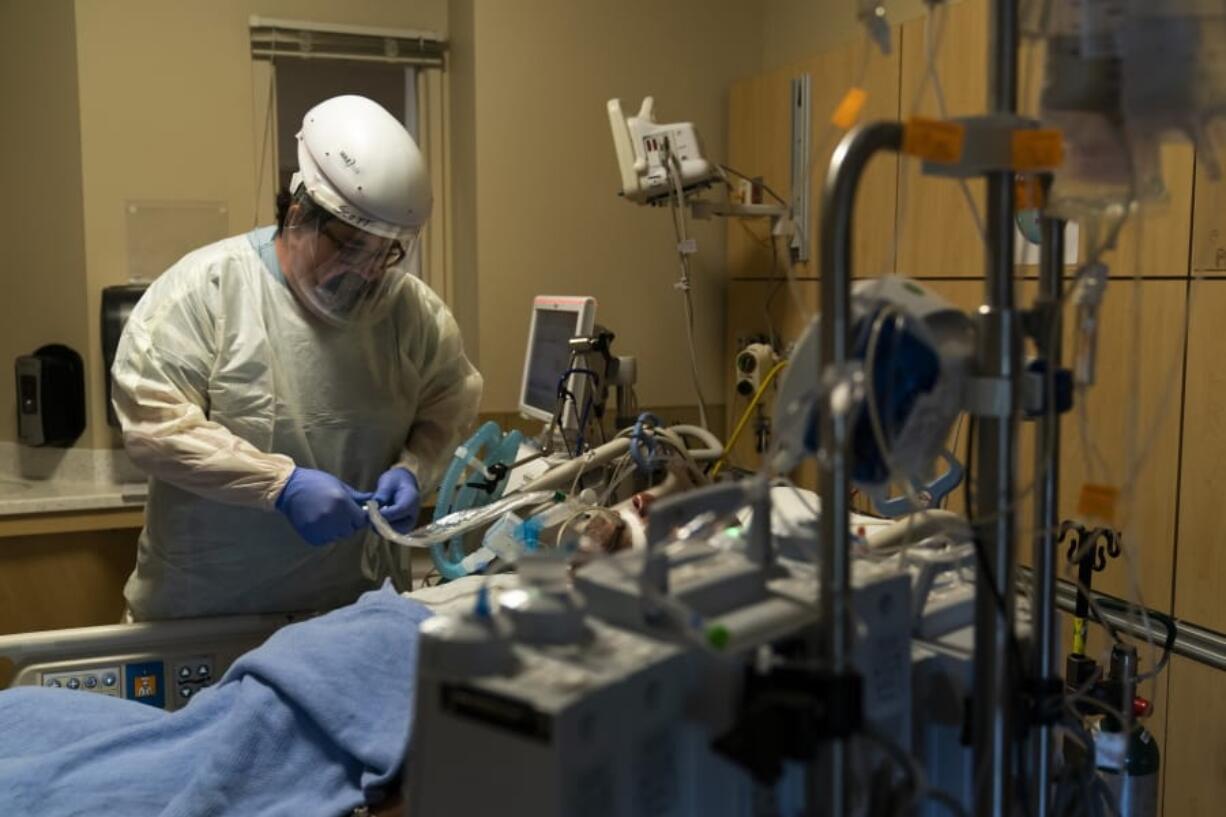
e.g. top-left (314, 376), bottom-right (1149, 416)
top-left (112, 95), bottom-right (482, 621)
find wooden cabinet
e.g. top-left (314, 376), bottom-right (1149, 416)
top-left (0, 524), bottom-right (139, 636)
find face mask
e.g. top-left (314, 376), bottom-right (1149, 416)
top-left (282, 196), bottom-right (417, 326)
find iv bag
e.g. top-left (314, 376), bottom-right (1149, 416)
top-left (1039, 0), bottom-right (1166, 218)
top-left (1118, 0), bottom-right (1226, 178)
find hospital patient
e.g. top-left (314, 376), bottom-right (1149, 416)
top-left (0, 583), bottom-right (429, 817)
top-left (111, 94), bottom-right (481, 622)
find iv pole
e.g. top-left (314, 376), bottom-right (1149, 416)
top-left (973, 1), bottom-right (1021, 814)
top-left (814, 2), bottom-right (1029, 814)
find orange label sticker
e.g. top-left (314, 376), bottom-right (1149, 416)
top-left (902, 117), bottom-right (965, 164)
top-left (831, 87), bottom-right (868, 130)
top-left (1077, 483), bottom-right (1120, 525)
top-left (1015, 176), bottom-right (1045, 210)
top-left (1012, 129), bottom-right (1064, 171)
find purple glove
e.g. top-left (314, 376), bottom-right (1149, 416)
top-left (275, 467), bottom-right (368, 546)
top-left (372, 467), bottom-right (420, 533)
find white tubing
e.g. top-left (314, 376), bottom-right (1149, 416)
top-left (863, 509), bottom-right (971, 552)
top-left (512, 438), bottom-right (632, 493)
top-left (664, 424), bottom-right (723, 461)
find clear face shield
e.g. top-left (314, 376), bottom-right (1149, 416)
top-left (281, 189), bottom-right (421, 326)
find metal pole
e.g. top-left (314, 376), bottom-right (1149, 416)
top-left (815, 121), bottom-right (903, 817)
top-left (973, 1), bottom-right (1020, 815)
top-left (1030, 200), bottom-right (1065, 817)
top-left (1029, 568), bottom-right (1226, 674)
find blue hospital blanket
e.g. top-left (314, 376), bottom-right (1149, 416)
top-left (0, 583), bottom-right (431, 817)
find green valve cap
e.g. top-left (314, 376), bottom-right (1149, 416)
top-left (707, 625), bottom-right (730, 651)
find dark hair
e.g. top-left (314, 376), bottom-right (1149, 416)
top-left (274, 186), bottom-right (337, 237)
top-left (274, 188), bottom-right (294, 236)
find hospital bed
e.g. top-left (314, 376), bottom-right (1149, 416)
top-left (0, 578), bottom-right (513, 711)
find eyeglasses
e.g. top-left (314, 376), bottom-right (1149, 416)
top-left (320, 221), bottom-right (406, 270)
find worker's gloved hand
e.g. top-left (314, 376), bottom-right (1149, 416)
top-left (372, 467), bottom-right (420, 533)
top-left (275, 467), bottom-right (369, 546)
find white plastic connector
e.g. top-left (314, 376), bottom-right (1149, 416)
top-left (1072, 262), bottom-right (1109, 310)
top-left (1072, 263), bottom-right (1110, 387)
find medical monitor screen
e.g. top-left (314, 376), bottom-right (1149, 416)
top-left (523, 309), bottom-right (580, 416)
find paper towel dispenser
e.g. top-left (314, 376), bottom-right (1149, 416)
top-left (101, 284), bottom-right (149, 428)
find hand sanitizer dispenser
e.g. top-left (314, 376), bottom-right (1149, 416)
top-left (15, 344), bottom-right (85, 447)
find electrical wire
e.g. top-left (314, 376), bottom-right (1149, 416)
top-left (557, 367), bottom-right (601, 456)
top-left (716, 162), bottom-right (788, 207)
top-left (1063, 214), bottom-right (1196, 704)
top-left (1088, 570), bottom-right (1177, 684)
top-left (941, 412), bottom-right (967, 509)
top-left (594, 424), bottom-right (707, 507)
top-left (859, 724), bottom-right (971, 817)
top-left (718, 159), bottom-right (795, 335)
top-left (1107, 220), bottom-right (1176, 699)
top-left (666, 150), bottom-right (711, 430)
top-left (711, 360), bottom-right (789, 478)
top-left (954, 200), bottom-right (1134, 539)
top-left (772, 230), bottom-right (814, 322)
top-left (961, 414), bottom-right (1030, 689)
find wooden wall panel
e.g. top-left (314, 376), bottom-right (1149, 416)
top-left (896, 0), bottom-right (988, 278)
top-left (809, 37), bottom-right (902, 281)
top-left (726, 71), bottom-right (783, 279)
top-left (0, 527), bottom-right (138, 635)
top-left (1052, 280), bottom-right (1185, 610)
top-left (1107, 144), bottom-right (1195, 279)
top-left (726, 31), bottom-right (901, 281)
top-left (1174, 280), bottom-right (1226, 631)
top-left (1191, 151), bottom-right (1226, 272)
top-left (1163, 656), bottom-right (1226, 817)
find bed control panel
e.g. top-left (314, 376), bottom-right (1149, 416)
top-left (172, 656), bottom-right (215, 706)
top-left (37, 655), bottom-right (217, 711)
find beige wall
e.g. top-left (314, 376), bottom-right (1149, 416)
top-left (760, 0), bottom-right (935, 72)
top-left (8, 0), bottom-right (763, 442)
top-left (0, 0), bottom-right (90, 447)
top-left (459, 0), bottom-right (763, 413)
top-left (67, 0), bottom-right (447, 449)
top-left (447, 0), bottom-right (481, 359)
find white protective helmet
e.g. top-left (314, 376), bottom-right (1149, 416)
top-left (283, 95), bottom-right (432, 325)
top-left (291, 94), bottom-right (432, 238)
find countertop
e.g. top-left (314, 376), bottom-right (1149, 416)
top-left (0, 443), bottom-right (147, 518)
top-left (0, 478), bottom-right (147, 517)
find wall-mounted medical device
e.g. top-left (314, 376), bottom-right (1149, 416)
top-left (734, 342), bottom-right (777, 397)
top-left (607, 97), bottom-right (718, 204)
top-left (15, 344), bottom-right (85, 447)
